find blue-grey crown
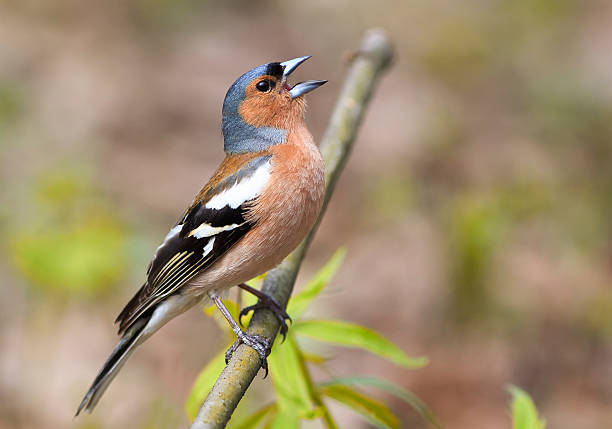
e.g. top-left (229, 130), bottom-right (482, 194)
top-left (222, 63), bottom-right (286, 154)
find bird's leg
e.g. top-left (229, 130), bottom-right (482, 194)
top-left (208, 290), bottom-right (271, 375)
top-left (237, 283), bottom-right (292, 341)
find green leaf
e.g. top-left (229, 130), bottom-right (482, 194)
top-left (320, 377), bottom-right (441, 429)
top-left (287, 247), bottom-right (346, 319)
top-left (245, 272), bottom-right (267, 288)
top-left (268, 335), bottom-right (315, 416)
top-left (508, 385), bottom-right (546, 429)
top-left (236, 281), bottom-right (262, 327)
top-left (204, 299), bottom-right (239, 321)
top-left (10, 216), bottom-right (126, 296)
top-left (293, 320), bottom-right (428, 368)
top-left (320, 384), bottom-right (398, 429)
top-left (185, 351), bottom-right (227, 420)
top-left (265, 409), bottom-right (300, 429)
top-left (302, 352), bottom-right (328, 365)
top-left (228, 403), bottom-right (275, 429)
top-left (204, 299), bottom-right (240, 339)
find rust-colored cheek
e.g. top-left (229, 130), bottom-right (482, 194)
top-left (239, 80), bottom-right (306, 130)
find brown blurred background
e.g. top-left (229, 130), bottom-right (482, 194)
top-left (1, 1), bottom-right (612, 428)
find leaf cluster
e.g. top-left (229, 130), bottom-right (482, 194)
top-left (186, 249), bottom-right (548, 429)
top-left (187, 248), bottom-right (436, 429)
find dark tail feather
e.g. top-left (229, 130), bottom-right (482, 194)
top-left (115, 283), bottom-right (147, 334)
top-left (75, 317), bottom-right (148, 416)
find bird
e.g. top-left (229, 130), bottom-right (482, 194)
top-left (76, 56), bottom-right (327, 415)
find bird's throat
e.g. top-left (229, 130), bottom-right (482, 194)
top-left (222, 114), bottom-right (287, 154)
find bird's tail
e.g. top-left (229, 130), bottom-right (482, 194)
top-left (75, 316), bottom-right (148, 416)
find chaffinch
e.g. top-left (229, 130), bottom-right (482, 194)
top-left (77, 56), bottom-right (326, 415)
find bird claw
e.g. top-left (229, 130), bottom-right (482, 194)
top-left (225, 331), bottom-right (271, 377)
top-left (239, 296), bottom-right (292, 341)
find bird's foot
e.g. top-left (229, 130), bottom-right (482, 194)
top-left (225, 331), bottom-right (271, 376)
top-left (238, 285), bottom-right (292, 341)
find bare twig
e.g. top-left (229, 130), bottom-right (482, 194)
top-left (190, 29), bottom-right (394, 429)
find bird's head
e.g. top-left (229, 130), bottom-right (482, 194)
top-left (222, 56), bottom-right (326, 154)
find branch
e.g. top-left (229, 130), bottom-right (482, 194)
top-left (190, 29), bottom-right (395, 429)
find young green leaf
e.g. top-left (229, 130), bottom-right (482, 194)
top-left (320, 384), bottom-right (399, 429)
top-left (265, 409), bottom-right (300, 429)
top-left (234, 274), bottom-right (268, 326)
top-left (508, 385), bottom-right (546, 429)
top-left (268, 335), bottom-right (315, 415)
top-left (228, 403), bottom-right (276, 429)
top-left (245, 272), bottom-right (267, 288)
top-left (11, 216), bottom-right (127, 297)
top-left (204, 298), bottom-right (239, 320)
top-left (302, 351), bottom-right (328, 365)
top-left (293, 320), bottom-right (428, 368)
top-left (287, 247), bottom-right (346, 319)
top-left (320, 377), bottom-right (442, 429)
top-left (185, 351), bottom-right (227, 420)
top-left (204, 299), bottom-right (240, 338)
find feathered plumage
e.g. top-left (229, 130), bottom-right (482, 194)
top-left (115, 154), bottom-right (272, 334)
top-left (77, 56), bottom-right (326, 416)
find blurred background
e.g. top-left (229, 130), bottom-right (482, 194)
top-left (1, 0), bottom-right (611, 428)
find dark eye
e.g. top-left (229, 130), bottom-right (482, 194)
top-left (256, 80), bottom-right (274, 92)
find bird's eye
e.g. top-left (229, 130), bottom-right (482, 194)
top-left (256, 80), bottom-right (273, 92)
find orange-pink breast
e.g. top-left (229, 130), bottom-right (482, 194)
top-left (189, 125), bottom-right (325, 291)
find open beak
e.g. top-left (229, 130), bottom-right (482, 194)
top-left (280, 56), bottom-right (327, 99)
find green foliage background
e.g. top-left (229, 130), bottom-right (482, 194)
top-left (186, 250), bottom-right (431, 428)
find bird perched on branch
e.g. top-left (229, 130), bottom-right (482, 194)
top-left (77, 56), bottom-right (327, 415)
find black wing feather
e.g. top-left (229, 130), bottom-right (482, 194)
top-left (115, 155), bottom-right (271, 333)
top-left (180, 202), bottom-right (247, 237)
top-left (116, 209), bottom-right (253, 333)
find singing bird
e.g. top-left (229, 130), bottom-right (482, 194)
top-left (77, 56), bottom-right (327, 415)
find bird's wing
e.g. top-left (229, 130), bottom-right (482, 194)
top-left (115, 154), bottom-right (272, 333)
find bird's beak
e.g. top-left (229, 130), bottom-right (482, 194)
top-left (287, 80), bottom-right (328, 98)
top-left (281, 56), bottom-right (311, 77)
top-left (280, 56), bottom-right (327, 99)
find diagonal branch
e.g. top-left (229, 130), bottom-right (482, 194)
top-left (190, 28), bottom-right (395, 429)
